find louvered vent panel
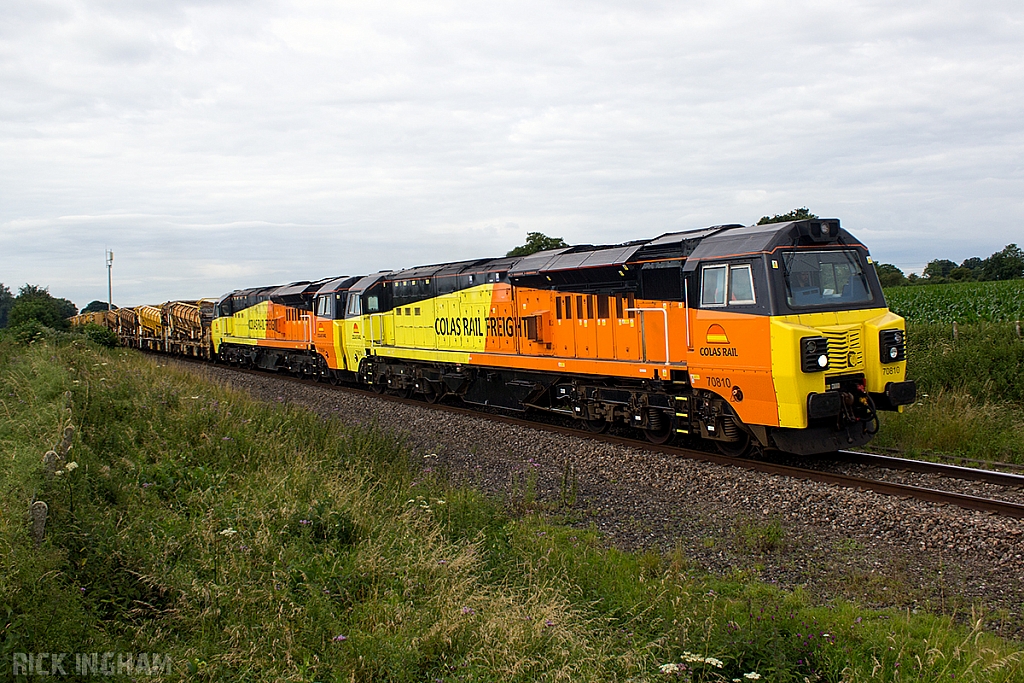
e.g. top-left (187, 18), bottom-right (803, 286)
top-left (821, 328), bottom-right (863, 371)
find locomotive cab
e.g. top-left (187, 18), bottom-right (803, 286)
top-left (721, 220), bottom-right (913, 454)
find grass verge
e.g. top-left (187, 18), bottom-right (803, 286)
top-left (1, 335), bottom-right (1022, 681)
top-left (871, 322), bottom-right (1024, 464)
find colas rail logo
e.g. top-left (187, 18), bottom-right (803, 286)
top-left (700, 324), bottom-right (738, 357)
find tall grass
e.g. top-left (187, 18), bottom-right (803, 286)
top-left (872, 322), bottom-right (1024, 463)
top-left (874, 390), bottom-right (1024, 464)
top-left (904, 322), bottom-right (1024, 403)
top-left (2, 335), bottom-right (1023, 681)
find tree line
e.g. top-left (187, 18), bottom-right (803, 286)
top-left (0, 284), bottom-right (77, 331)
top-left (875, 244), bottom-right (1024, 287)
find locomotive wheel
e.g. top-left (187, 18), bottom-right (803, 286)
top-left (643, 409), bottom-right (672, 444)
top-left (644, 425), bottom-right (672, 444)
top-left (423, 384), bottom-right (441, 404)
top-left (584, 417), bottom-right (609, 434)
top-left (371, 379), bottom-right (386, 394)
top-left (716, 432), bottom-right (752, 457)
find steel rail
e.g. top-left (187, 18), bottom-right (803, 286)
top-left (833, 450), bottom-right (1024, 489)
top-left (171, 357), bottom-right (1024, 519)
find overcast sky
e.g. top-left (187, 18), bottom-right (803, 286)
top-left (2, 0), bottom-right (1022, 307)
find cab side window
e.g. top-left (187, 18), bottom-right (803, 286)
top-left (316, 295), bottom-right (333, 318)
top-left (701, 265), bottom-right (727, 306)
top-left (728, 265), bottom-right (755, 304)
top-left (346, 294), bottom-right (362, 317)
top-left (701, 263), bottom-right (756, 307)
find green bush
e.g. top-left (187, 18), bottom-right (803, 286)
top-left (4, 318), bottom-right (51, 344)
top-left (81, 322), bottom-right (118, 348)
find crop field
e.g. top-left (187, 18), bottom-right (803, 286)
top-left (883, 279), bottom-right (1024, 324)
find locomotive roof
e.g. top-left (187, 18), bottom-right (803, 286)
top-left (683, 219), bottom-right (854, 263)
top-left (217, 219), bottom-right (857, 303)
top-left (315, 276), bottom-right (361, 295)
top-left (389, 220), bottom-right (848, 280)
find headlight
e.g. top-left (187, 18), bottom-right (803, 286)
top-left (880, 329), bottom-right (906, 364)
top-left (801, 336), bottom-right (829, 373)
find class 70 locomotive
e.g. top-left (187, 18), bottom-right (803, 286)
top-left (205, 219), bottom-right (916, 456)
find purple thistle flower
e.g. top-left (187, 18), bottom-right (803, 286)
top-left (299, 519), bottom-right (311, 526)
top-left (461, 606), bottom-right (475, 615)
top-left (332, 634), bottom-right (347, 642)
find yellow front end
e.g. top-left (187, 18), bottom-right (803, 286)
top-left (770, 308), bottom-right (908, 429)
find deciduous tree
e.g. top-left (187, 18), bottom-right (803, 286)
top-left (506, 232), bottom-right (570, 257)
top-left (981, 244), bottom-right (1024, 281)
top-left (757, 208), bottom-right (818, 225)
top-left (81, 300), bottom-right (115, 314)
top-left (874, 263), bottom-right (906, 287)
top-left (0, 284), bottom-right (13, 328)
top-left (7, 285), bottom-right (76, 331)
top-left (923, 259), bottom-right (957, 281)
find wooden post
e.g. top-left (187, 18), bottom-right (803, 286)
top-left (43, 451), bottom-right (58, 478)
top-left (1016, 320), bottom-right (1021, 339)
top-left (952, 321), bottom-right (959, 341)
top-left (31, 501), bottom-right (48, 545)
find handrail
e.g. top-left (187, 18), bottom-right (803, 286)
top-left (683, 280), bottom-right (692, 350)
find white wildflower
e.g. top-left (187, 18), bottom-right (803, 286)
top-left (219, 527), bottom-right (237, 537)
top-left (706, 657), bottom-right (724, 668)
top-left (659, 663), bottom-right (681, 674)
top-left (65, 461), bottom-right (79, 472)
top-left (744, 673), bottom-right (761, 680)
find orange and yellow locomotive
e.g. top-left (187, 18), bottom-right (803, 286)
top-left (209, 219), bottom-right (915, 455)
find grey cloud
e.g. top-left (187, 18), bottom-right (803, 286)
top-left (2, 0), bottom-right (1023, 306)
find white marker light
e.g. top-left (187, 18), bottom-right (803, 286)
top-left (817, 354), bottom-right (828, 368)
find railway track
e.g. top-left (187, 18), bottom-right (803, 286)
top-left (176, 357), bottom-right (1024, 519)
